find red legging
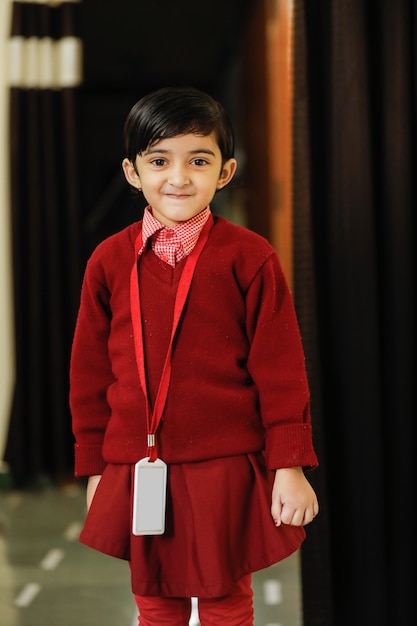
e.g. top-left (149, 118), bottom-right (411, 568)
top-left (134, 574), bottom-right (254, 626)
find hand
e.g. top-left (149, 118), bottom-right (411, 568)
top-left (271, 466), bottom-right (319, 527)
top-left (86, 475), bottom-right (102, 511)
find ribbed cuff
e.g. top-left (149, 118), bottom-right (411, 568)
top-left (265, 423), bottom-right (319, 471)
top-left (74, 444), bottom-right (106, 477)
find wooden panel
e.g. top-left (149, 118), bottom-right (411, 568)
top-left (266, 0), bottom-right (294, 287)
top-left (241, 0), bottom-right (294, 286)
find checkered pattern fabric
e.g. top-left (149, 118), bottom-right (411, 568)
top-left (141, 206), bottom-right (211, 266)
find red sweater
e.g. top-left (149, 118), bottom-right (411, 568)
top-left (70, 216), bottom-right (317, 476)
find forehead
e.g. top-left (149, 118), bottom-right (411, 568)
top-left (143, 132), bottom-right (221, 156)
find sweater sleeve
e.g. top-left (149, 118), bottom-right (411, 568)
top-left (245, 253), bottom-right (318, 471)
top-left (70, 256), bottom-right (115, 477)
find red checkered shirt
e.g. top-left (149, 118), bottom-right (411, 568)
top-left (141, 205), bottom-right (211, 266)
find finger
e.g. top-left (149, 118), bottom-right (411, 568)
top-left (272, 509), bottom-right (282, 527)
top-left (302, 507), bottom-right (315, 526)
top-left (281, 506), bottom-right (299, 526)
top-left (271, 502), bottom-right (282, 527)
top-left (302, 503), bottom-right (319, 526)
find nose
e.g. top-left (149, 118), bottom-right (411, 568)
top-left (167, 164), bottom-right (190, 187)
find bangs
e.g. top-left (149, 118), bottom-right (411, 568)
top-left (146, 119), bottom-right (217, 150)
top-left (124, 87), bottom-right (234, 162)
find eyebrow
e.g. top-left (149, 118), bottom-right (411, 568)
top-left (144, 148), bottom-right (217, 157)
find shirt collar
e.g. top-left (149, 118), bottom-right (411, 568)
top-left (141, 206), bottom-right (211, 257)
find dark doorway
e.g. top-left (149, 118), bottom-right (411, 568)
top-left (78, 0), bottom-right (255, 258)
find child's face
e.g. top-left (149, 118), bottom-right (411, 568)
top-left (122, 132), bottom-right (237, 227)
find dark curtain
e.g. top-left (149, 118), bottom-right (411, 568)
top-left (5, 1), bottom-right (82, 486)
top-left (292, 1), bottom-right (334, 624)
top-left (293, 1), bottom-right (416, 624)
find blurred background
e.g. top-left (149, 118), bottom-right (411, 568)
top-left (0, 1), bottom-right (415, 625)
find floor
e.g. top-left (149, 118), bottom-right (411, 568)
top-left (0, 483), bottom-right (303, 626)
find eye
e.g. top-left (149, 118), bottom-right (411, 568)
top-left (191, 158), bottom-right (209, 166)
top-left (150, 158), bottom-right (167, 167)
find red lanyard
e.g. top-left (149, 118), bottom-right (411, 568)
top-left (130, 215), bottom-right (213, 461)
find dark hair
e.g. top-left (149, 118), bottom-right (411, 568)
top-left (124, 86), bottom-right (235, 163)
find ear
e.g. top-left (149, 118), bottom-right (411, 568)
top-left (122, 157), bottom-right (141, 189)
top-left (216, 158), bottom-right (237, 190)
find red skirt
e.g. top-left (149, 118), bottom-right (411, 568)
top-left (79, 453), bottom-right (305, 598)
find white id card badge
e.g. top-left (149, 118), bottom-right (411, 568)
top-left (132, 458), bottom-right (167, 535)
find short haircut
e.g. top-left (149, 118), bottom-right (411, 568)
top-left (124, 86), bottom-right (235, 163)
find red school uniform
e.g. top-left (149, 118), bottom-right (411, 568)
top-left (70, 210), bottom-right (318, 598)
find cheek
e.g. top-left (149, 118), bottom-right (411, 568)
top-left (141, 175), bottom-right (159, 189)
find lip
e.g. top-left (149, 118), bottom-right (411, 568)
top-left (165, 193), bottom-right (192, 199)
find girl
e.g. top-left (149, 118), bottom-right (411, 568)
top-left (70, 86), bottom-right (319, 625)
